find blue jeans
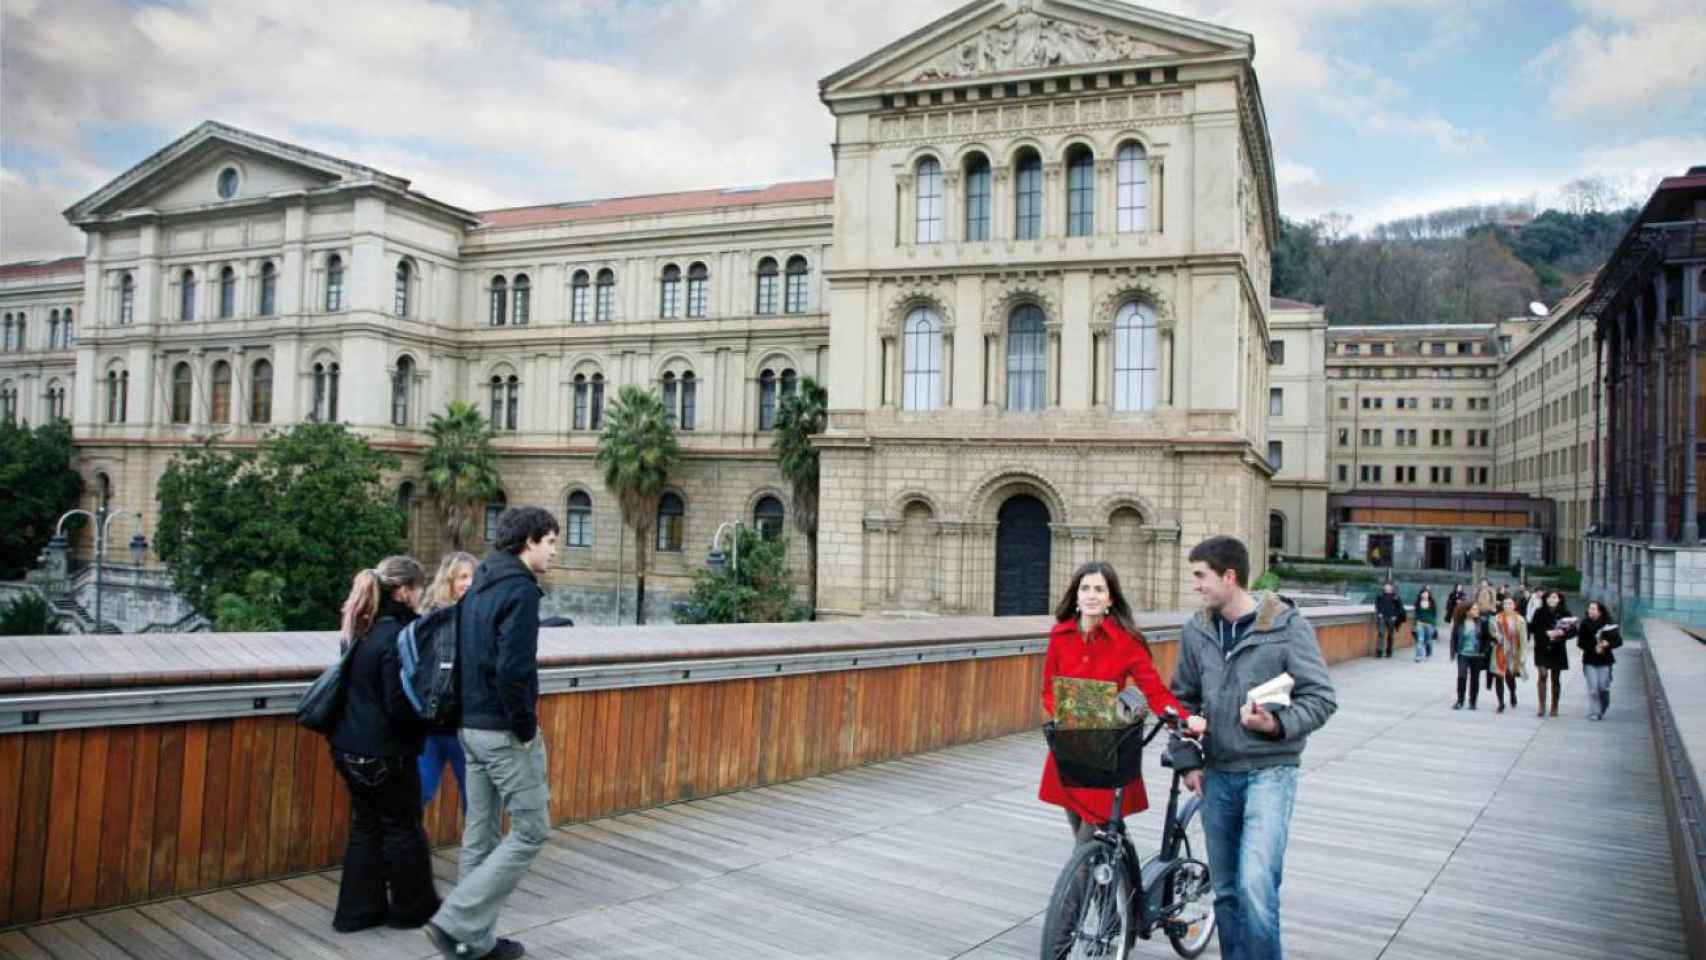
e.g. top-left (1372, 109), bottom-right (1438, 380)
top-left (419, 732), bottom-right (467, 811)
top-left (1201, 766), bottom-right (1299, 960)
top-left (1413, 623), bottom-right (1435, 660)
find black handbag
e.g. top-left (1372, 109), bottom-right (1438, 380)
top-left (297, 640), bottom-right (357, 734)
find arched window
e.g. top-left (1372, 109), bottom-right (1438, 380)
top-left (659, 264), bottom-right (681, 318)
top-left (61, 308), bottom-right (73, 348)
top-left (170, 362), bottom-right (192, 424)
top-left (13, 316), bottom-right (23, 351)
top-left (210, 360), bottom-right (231, 424)
top-left (902, 306), bottom-right (942, 411)
top-left (915, 157), bottom-right (943, 243)
top-left (759, 369), bottom-right (778, 430)
top-left (326, 362), bottom-right (341, 422)
top-left (1112, 301), bottom-right (1159, 412)
top-left (754, 495), bottom-right (785, 542)
top-left (489, 374), bottom-right (519, 431)
top-left (964, 154), bottom-right (991, 241)
top-left (311, 362), bottom-right (331, 421)
top-left (1014, 149), bottom-right (1042, 240)
top-left (686, 262), bottom-right (708, 317)
top-left (392, 355), bottom-right (413, 426)
top-left (567, 490), bottom-right (593, 547)
top-left (45, 380), bottom-right (65, 420)
top-left (784, 256), bottom-right (809, 314)
top-left (1269, 511), bottom-right (1286, 553)
top-left (571, 270), bottom-right (590, 323)
top-left (0, 382), bottom-right (13, 425)
top-left (595, 268), bottom-right (615, 322)
top-left (781, 368), bottom-right (798, 400)
top-left (250, 358), bottom-right (273, 424)
top-left (119, 273), bottom-right (136, 325)
top-left (180, 269), bottom-right (197, 321)
top-left (259, 262), bottom-right (277, 316)
top-left (489, 275), bottom-right (507, 326)
top-left (661, 372), bottom-right (677, 425)
top-left (397, 481), bottom-right (415, 517)
top-left (96, 472), bottom-right (112, 512)
top-left (591, 372), bottom-right (605, 429)
top-left (106, 369), bottom-right (127, 423)
top-left (574, 371), bottom-right (607, 430)
top-left (573, 373), bottom-right (589, 430)
top-left (1006, 304), bottom-right (1046, 412)
top-left (680, 371), bottom-right (697, 431)
top-left (754, 257), bottom-right (778, 315)
top-left (512, 274), bottom-right (530, 326)
top-left (484, 491), bottom-right (507, 542)
top-left (656, 492), bottom-right (685, 552)
top-left (1, 315), bottom-right (11, 352)
top-left (1065, 144), bottom-right (1094, 237)
top-left (219, 265), bottom-right (236, 318)
top-left (48, 311), bottom-right (59, 351)
top-left (394, 259), bottom-right (412, 317)
top-left (1116, 142), bottom-right (1149, 232)
top-left (324, 255), bottom-right (344, 311)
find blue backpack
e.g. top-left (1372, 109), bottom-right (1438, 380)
top-left (396, 602), bottom-right (461, 725)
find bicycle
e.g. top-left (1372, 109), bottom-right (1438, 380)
top-left (1039, 707), bottom-right (1215, 960)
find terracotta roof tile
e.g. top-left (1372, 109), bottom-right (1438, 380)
top-left (0, 256), bottom-right (84, 280)
top-left (476, 179), bottom-right (834, 230)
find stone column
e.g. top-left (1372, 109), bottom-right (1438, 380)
top-left (1593, 330), bottom-right (1605, 530)
top-left (991, 165), bottom-right (1010, 242)
top-left (1631, 302), bottom-right (1645, 538)
top-left (1653, 273), bottom-right (1669, 541)
top-left (1687, 264), bottom-right (1703, 542)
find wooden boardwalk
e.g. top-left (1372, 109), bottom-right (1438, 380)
top-left (1, 649), bottom-right (1688, 959)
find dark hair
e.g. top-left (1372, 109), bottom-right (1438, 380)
top-left (1545, 589), bottom-right (1569, 616)
top-left (1586, 600), bottom-right (1610, 621)
top-left (493, 505), bottom-right (560, 555)
top-left (1187, 536), bottom-right (1249, 588)
top-left (1416, 587), bottom-right (1433, 608)
top-left (1054, 561), bottom-right (1144, 648)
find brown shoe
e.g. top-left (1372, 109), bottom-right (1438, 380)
top-left (1549, 705), bottom-right (1559, 717)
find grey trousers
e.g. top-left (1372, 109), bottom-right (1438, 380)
top-left (1582, 665), bottom-right (1613, 718)
top-left (430, 728), bottom-right (550, 955)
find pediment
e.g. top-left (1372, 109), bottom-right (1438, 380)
top-left (822, 0), bottom-right (1250, 95)
top-left (130, 149), bottom-right (338, 212)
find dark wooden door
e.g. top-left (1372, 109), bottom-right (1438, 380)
top-left (1425, 537), bottom-right (1451, 570)
top-left (995, 495), bottom-right (1051, 615)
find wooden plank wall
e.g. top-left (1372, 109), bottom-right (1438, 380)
top-left (0, 617), bottom-right (1374, 928)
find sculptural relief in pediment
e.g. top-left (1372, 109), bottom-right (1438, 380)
top-left (914, 1), bottom-right (1179, 81)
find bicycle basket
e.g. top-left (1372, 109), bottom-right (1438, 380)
top-left (1045, 721), bottom-right (1147, 789)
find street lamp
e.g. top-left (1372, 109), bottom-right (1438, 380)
top-left (46, 507), bottom-right (146, 634)
top-left (708, 521), bottom-right (744, 574)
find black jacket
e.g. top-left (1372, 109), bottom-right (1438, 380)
top-left (1375, 592), bottom-right (1406, 623)
top-left (1450, 616), bottom-right (1493, 661)
top-left (330, 597), bottom-right (424, 758)
top-left (1528, 605), bottom-right (1572, 670)
top-left (458, 550), bottom-right (542, 743)
top-left (1576, 616), bottom-right (1622, 667)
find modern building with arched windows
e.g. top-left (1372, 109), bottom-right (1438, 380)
top-left (5, 0), bottom-right (1300, 621)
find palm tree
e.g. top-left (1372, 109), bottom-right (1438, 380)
top-left (773, 377), bottom-right (827, 617)
top-left (595, 385), bottom-right (680, 624)
top-left (422, 401), bottom-right (501, 553)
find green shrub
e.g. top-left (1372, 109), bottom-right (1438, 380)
top-left (0, 593), bottom-right (64, 636)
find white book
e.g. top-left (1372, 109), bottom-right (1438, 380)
top-left (1246, 672), bottom-right (1294, 708)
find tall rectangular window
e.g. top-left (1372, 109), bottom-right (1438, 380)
top-left (964, 158), bottom-right (991, 242)
top-left (1065, 148), bottom-right (1094, 237)
top-left (915, 158), bottom-right (943, 244)
top-left (1115, 142), bottom-right (1148, 232)
top-left (1267, 441), bottom-right (1283, 471)
top-left (1015, 153), bottom-right (1042, 240)
top-left (1112, 302), bottom-right (1158, 412)
top-left (1269, 388), bottom-right (1283, 416)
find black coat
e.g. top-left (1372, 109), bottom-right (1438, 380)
top-left (1528, 605), bottom-right (1572, 671)
top-left (457, 550), bottom-right (542, 743)
top-left (1450, 616), bottom-right (1493, 661)
top-left (1375, 592), bottom-right (1406, 624)
top-left (329, 597), bottom-right (424, 758)
top-left (1576, 616), bottom-right (1622, 667)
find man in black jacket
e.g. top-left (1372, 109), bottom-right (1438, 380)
top-left (426, 507), bottom-right (558, 960)
top-left (1373, 581), bottom-right (1406, 658)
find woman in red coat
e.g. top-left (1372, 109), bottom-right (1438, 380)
top-left (1040, 561), bottom-right (1207, 843)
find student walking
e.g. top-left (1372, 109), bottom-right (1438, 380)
top-left (1451, 602), bottom-right (1492, 710)
top-left (1039, 561), bottom-right (1207, 843)
top-left (329, 556), bottom-right (440, 933)
top-left (425, 508), bottom-right (559, 960)
top-left (1373, 582), bottom-right (1406, 658)
top-left (418, 551), bottom-right (477, 813)
top-left (1489, 597), bottom-right (1528, 713)
top-left (1412, 587), bottom-right (1439, 662)
top-left (1167, 536), bottom-right (1338, 960)
top-left (1528, 590), bottom-right (1571, 718)
top-left (1576, 601), bottom-right (1622, 721)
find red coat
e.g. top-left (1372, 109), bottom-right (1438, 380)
top-left (1038, 617), bottom-right (1188, 823)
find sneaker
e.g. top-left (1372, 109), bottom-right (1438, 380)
top-left (423, 924), bottom-right (462, 960)
top-left (485, 940), bottom-right (526, 960)
top-left (1452, 702), bottom-right (1463, 710)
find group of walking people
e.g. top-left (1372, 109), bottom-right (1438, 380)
top-left (1430, 580), bottom-right (1621, 718)
top-left (324, 506), bottom-right (563, 960)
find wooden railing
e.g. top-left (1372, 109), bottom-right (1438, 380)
top-left (0, 607), bottom-right (1379, 927)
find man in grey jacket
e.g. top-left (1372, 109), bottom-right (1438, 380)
top-left (1167, 536), bottom-right (1338, 960)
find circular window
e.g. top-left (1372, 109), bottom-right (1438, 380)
top-left (216, 167), bottom-right (239, 199)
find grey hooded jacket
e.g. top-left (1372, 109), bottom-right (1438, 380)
top-left (1166, 591), bottom-right (1338, 773)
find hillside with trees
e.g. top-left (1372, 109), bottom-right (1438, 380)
top-left (1273, 176), bottom-right (1640, 325)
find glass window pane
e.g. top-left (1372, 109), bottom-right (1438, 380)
top-left (1112, 302), bottom-right (1159, 412)
top-left (915, 158), bottom-right (943, 244)
top-left (1006, 305), bottom-right (1045, 411)
top-left (1066, 148), bottom-right (1093, 237)
top-left (1116, 143), bottom-right (1148, 233)
top-left (902, 307), bottom-right (941, 411)
top-left (964, 158), bottom-right (991, 242)
top-left (1015, 154), bottom-right (1041, 240)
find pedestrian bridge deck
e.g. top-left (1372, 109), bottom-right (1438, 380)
top-left (0, 650), bottom-right (1686, 960)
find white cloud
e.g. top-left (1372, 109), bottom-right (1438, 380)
top-left (1531, 0), bottom-right (1706, 119)
top-left (0, 167), bottom-right (90, 262)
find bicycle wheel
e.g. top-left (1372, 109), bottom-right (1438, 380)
top-left (1164, 814), bottom-right (1215, 958)
top-left (1039, 840), bottom-right (1133, 960)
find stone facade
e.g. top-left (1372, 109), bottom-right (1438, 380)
top-left (1267, 299), bottom-right (1328, 557)
top-left (0, 0), bottom-right (1280, 623)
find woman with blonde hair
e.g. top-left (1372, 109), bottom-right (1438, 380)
top-left (328, 555), bottom-right (439, 932)
top-left (418, 551), bottom-right (476, 813)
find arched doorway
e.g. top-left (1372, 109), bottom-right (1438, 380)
top-left (995, 494), bottom-right (1052, 615)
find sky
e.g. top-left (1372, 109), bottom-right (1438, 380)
top-left (2, 0), bottom-right (1702, 262)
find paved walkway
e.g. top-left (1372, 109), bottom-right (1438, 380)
top-left (0, 649), bottom-right (1687, 959)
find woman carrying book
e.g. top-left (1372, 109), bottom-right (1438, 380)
top-left (1575, 601), bottom-right (1621, 721)
top-left (1040, 561), bottom-right (1208, 843)
top-left (1528, 590), bottom-right (1572, 717)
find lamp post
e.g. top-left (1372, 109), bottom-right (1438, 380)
top-left (708, 521), bottom-right (744, 574)
top-left (45, 507), bottom-right (146, 634)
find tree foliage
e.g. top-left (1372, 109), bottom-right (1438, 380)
top-left (772, 377), bottom-right (827, 616)
top-left (674, 527), bottom-right (808, 624)
top-left (155, 422), bottom-right (405, 630)
top-left (594, 385), bottom-right (681, 625)
top-left (0, 419), bottom-right (84, 579)
top-left (213, 570), bottom-right (288, 632)
top-left (0, 593), bottom-right (65, 636)
top-left (422, 401), bottom-right (501, 553)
